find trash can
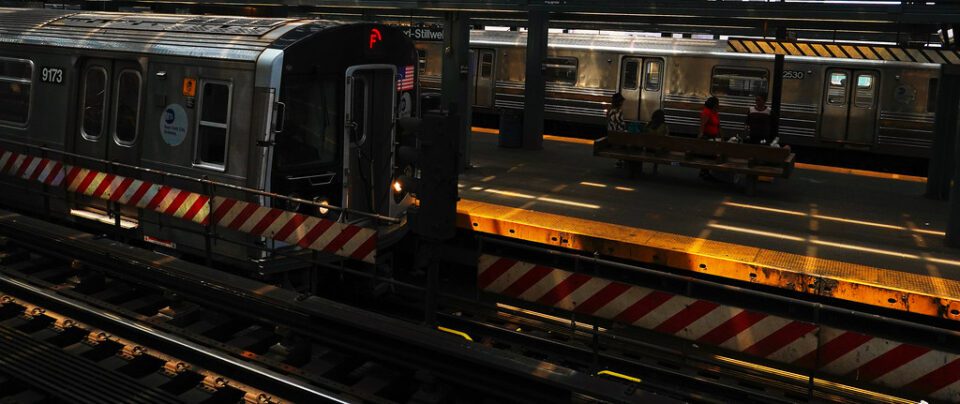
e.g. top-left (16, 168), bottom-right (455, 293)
top-left (498, 108), bottom-right (523, 148)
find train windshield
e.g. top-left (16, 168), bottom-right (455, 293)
top-left (276, 75), bottom-right (339, 168)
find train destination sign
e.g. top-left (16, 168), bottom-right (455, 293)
top-left (403, 26), bottom-right (443, 41)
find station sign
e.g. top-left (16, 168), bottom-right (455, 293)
top-left (403, 25), bottom-right (444, 42)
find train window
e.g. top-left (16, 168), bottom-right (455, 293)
top-left (113, 70), bottom-right (141, 146)
top-left (710, 67), bottom-right (768, 98)
top-left (927, 78), bottom-right (938, 113)
top-left (621, 60), bottom-right (639, 90)
top-left (278, 76), bottom-right (339, 168)
top-left (644, 60), bottom-right (662, 91)
top-left (81, 67), bottom-right (108, 140)
top-left (854, 73), bottom-right (875, 108)
top-left (195, 81), bottom-right (231, 169)
top-left (827, 72), bottom-right (848, 105)
top-left (480, 52), bottom-right (494, 78)
top-left (417, 49), bottom-right (427, 75)
top-left (0, 58), bottom-right (32, 126)
top-left (543, 57), bottom-right (578, 85)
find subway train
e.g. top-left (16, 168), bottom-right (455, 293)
top-left (417, 30), bottom-right (940, 158)
top-left (0, 8), bottom-right (419, 268)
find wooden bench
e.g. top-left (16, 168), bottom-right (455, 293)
top-left (594, 132), bottom-right (795, 195)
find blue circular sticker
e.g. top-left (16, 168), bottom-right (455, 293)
top-left (160, 104), bottom-right (188, 147)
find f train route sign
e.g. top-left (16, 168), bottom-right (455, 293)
top-left (728, 38), bottom-right (960, 65)
top-left (479, 254), bottom-right (960, 400)
top-left (0, 148), bottom-right (378, 263)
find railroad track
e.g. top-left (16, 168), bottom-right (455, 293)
top-left (0, 224), bottom-right (916, 404)
top-left (0, 214), bottom-right (661, 404)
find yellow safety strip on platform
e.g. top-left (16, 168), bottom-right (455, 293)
top-left (597, 370), bottom-right (641, 383)
top-left (471, 127), bottom-right (595, 145)
top-left (457, 199), bottom-right (960, 321)
top-left (794, 163), bottom-right (927, 183)
top-left (437, 326), bottom-right (473, 342)
top-left (727, 38), bottom-right (960, 64)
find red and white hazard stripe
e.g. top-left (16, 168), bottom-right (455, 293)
top-left (478, 254), bottom-right (960, 400)
top-left (0, 148), bottom-right (378, 264)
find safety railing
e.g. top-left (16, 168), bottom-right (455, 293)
top-left (0, 137), bottom-right (398, 266)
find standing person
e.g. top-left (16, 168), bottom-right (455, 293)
top-left (744, 95), bottom-right (771, 144)
top-left (699, 96), bottom-right (720, 140)
top-left (607, 93), bottom-right (626, 133)
top-left (643, 109), bottom-right (669, 136)
top-left (699, 96), bottom-right (720, 180)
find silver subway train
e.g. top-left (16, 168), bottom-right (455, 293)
top-left (417, 30), bottom-right (939, 158)
top-left (0, 8), bottom-right (418, 267)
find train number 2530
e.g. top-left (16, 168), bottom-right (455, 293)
top-left (41, 67), bottom-right (64, 84)
top-left (782, 70), bottom-right (805, 80)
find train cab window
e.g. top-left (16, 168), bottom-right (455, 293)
top-left (854, 73), bottom-right (875, 108)
top-left (710, 67), bottom-right (768, 98)
top-left (81, 67), bottom-right (108, 140)
top-left (621, 60), bottom-right (639, 90)
top-left (927, 78), bottom-right (938, 113)
top-left (417, 49), bottom-right (427, 75)
top-left (644, 60), bottom-right (662, 91)
top-left (480, 52), bottom-right (494, 78)
top-left (277, 76), bottom-right (338, 168)
top-left (827, 72), bottom-right (848, 105)
top-left (195, 81), bottom-right (231, 169)
top-left (543, 57), bottom-right (578, 85)
top-left (0, 58), bottom-right (32, 126)
top-left (113, 70), bottom-right (141, 146)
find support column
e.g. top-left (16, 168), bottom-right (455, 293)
top-left (770, 54), bottom-right (784, 140)
top-left (522, 9), bottom-right (548, 150)
top-left (927, 65), bottom-right (960, 200)
top-left (940, 65), bottom-right (960, 247)
top-left (441, 12), bottom-right (472, 172)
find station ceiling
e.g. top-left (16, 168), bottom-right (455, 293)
top-left (22, 0), bottom-right (960, 44)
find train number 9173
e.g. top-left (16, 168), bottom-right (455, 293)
top-left (782, 70), bottom-right (805, 80)
top-left (41, 67), bottom-right (64, 84)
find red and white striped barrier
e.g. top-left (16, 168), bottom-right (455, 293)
top-left (479, 254), bottom-right (960, 400)
top-left (0, 149), bottom-right (378, 263)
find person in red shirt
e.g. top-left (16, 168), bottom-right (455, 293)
top-left (699, 96), bottom-right (720, 181)
top-left (699, 96), bottom-right (720, 139)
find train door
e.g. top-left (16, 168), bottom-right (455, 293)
top-left (619, 57), bottom-right (664, 122)
top-left (820, 68), bottom-right (879, 144)
top-left (72, 58), bottom-right (142, 222)
top-left (344, 65), bottom-right (396, 221)
top-left (474, 49), bottom-right (495, 108)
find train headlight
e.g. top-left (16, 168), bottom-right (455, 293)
top-left (313, 197), bottom-right (330, 216)
top-left (392, 175), bottom-right (418, 203)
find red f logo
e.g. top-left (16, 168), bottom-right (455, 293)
top-left (369, 28), bottom-right (382, 49)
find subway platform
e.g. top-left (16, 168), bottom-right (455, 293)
top-left (457, 129), bottom-right (960, 320)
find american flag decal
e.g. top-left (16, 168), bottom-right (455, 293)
top-left (397, 65), bottom-right (415, 92)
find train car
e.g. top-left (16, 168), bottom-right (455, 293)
top-left (417, 30), bottom-right (939, 158)
top-left (0, 8), bottom-right (418, 269)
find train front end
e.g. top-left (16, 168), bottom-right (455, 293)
top-left (273, 22), bottom-right (419, 249)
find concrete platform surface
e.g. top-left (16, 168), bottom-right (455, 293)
top-left (459, 131), bottom-right (959, 287)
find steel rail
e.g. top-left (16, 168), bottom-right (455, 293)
top-left (0, 273), bottom-right (355, 404)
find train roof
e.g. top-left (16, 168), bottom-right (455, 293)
top-left (0, 8), bottom-right (346, 62)
top-left (472, 30), bottom-right (728, 54)
top-left (470, 30), bottom-right (941, 68)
